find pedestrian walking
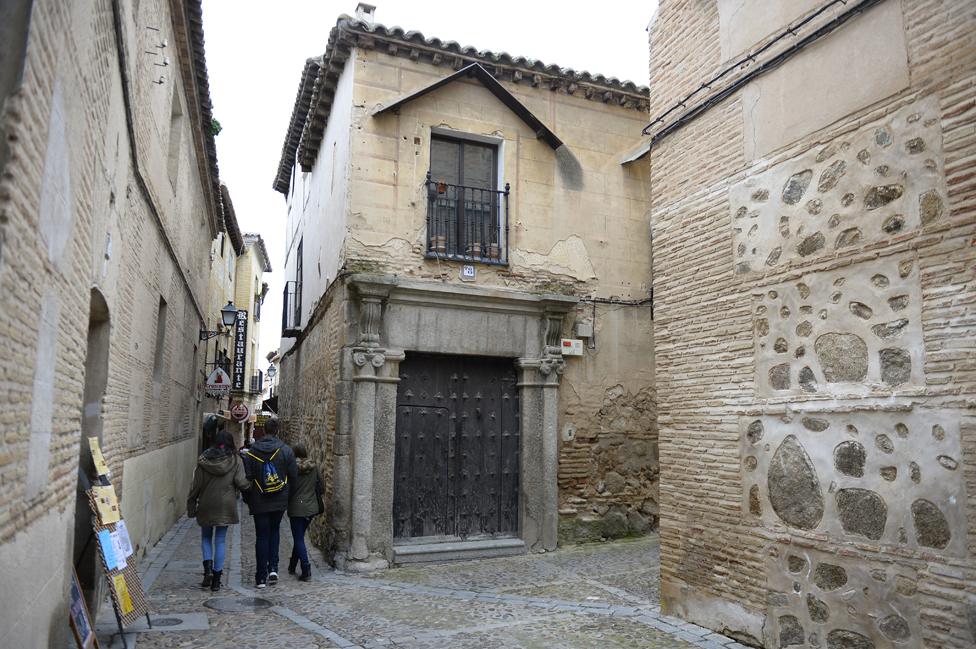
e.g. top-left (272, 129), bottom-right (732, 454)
top-left (287, 443), bottom-right (324, 581)
top-left (241, 416), bottom-right (297, 588)
top-left (186, 429), bottom-right (249, 592)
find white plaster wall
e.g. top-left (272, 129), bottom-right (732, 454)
top-left (717, 0), bottom-right (824, 61)
top-left (120, 436), bottom-right (197, 556)
top-left (281, 55), bottom-right (356, 357)
top-left (0, 507), bottom-right (73, 649)
top-left (741, 0), bottom-right (910, 159)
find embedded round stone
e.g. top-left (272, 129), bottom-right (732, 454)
top-left (865, 184), bottom-right (904, 210)
top-left (797, 232), bottom-right (826, 257)
top-left (932, 424), bottom-right (945, 441)
top-left (787, 555), bottom-right (807, 574)
top-left (768, 435), bottom-right (824, 530)
top-left (747, 420), bottom-right (764, 444)
top-left (879, 614), bottom-right (911, 641)
top-left (898, 259), bottom-right (914, 278)
top-left (783, 170), bottom-right (813, 205)
top-left (875, 127), bottom-right (892, 147)
top-left (807, 594), bottom-right (830, 623)
top-left (769, 364), bottom-right (791, 390)
top-left (880, 466), bottom-right (897, 481)
top-left (875, 434), bottom-right (894, 454)
top-left (880, 348), bottom-right (912, 386)
top-left (797, 321), bottom-right (814, 337)
top-left (835, 228), bottom-right (861, 248)
top-left (766, 247), bottom-right (783, 266)
top-left (909, 461), bottom-right (921, 484)
top-left (818, 160), bottom-right (847, 193)
top-left (883, 214), bottom-right (906, 234)
top-left (834, 441), bottom-right (866, 477)
top-left (827, 629), bottom-right (875, 649)
top-left (744, 456), bottom-right (758, 471)
top-left (848, 302), bottom-right (873, 320)
top-left (797, 282), bottom-right (811, 299)
top-left (774, 337), bottom-right (789, 353)
top-left (871, 274), bottom-right (889, 288)
top-left (887, 295), bottom-right (909, 311)
top-left (779, 615), bottom-right (805, 647)
top-left (815, 333), bottom-right (868, 382)
top-left (872, 319), bottom-right (909, 339)
top-left (799, 366), bottom-right (817, 393)
top-left (814, 563), bottom-right (848, 591)
top-left (802, 417), bottom-right (829, 432)
top-left (905, 137), bottom-right (926, 154)
top-left (752, 188), bottom-right (770, 202)
top-left (757, 318), bottom-right (770, 336)
top-left (895, 423), bottom-right (909, 438)
top-left (749, 484), bottom-right (762, 516)
top-left (836, 488), bottom-right (888, 540)
top-left (857, 149), bottom-right (871, 165)
top-left (920, 190), bottom-right (944, 225)
top-left (937, 455), bottom-right (958, 471)
top-left (912, 498), bottom-right (952, 550)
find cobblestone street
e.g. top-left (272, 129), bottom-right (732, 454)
top-left (97, 511), bottom-right (746, 649)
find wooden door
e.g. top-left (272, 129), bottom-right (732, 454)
top-left (393, 353), bottom-right (519, 541)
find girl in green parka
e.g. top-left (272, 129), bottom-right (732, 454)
top-left (187, 429), bottom-right (249, 592)
top-left (287, 443), bottom-right (323, 581)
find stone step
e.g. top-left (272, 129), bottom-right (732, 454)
top-left (393, 538), bottom-right (526, 564)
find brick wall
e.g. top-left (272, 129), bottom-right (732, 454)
top-left (649, 0), bottom-right (975, 646)
top-left (0, 0), bottom-right (218, 644)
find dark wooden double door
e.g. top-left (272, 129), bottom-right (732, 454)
top-left (393, 353), bottom-right (520, 541)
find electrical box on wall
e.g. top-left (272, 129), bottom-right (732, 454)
top-left (575, 322), bottom-right (593, 338)
top-left (560, 339), bottom-right (583, 356)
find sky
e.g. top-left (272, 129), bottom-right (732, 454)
top-left (201, 0), bottom-right (657, 364)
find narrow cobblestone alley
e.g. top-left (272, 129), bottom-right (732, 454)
top-left (97, 510), bottom-right (746, 649)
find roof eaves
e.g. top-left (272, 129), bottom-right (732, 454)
top-left (219, 185), bottom-right (245, 254)
top-left (373, 63), bottom-right (562, 149)
top-left (243, 233), bottom-right (273, 273)
top-left (272, 56), bottom-right (322, 194)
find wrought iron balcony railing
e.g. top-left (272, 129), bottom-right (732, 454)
top-left (425, 172), bottom-right (509, 265)
top-left (282, 280), bottom-right (301, 337)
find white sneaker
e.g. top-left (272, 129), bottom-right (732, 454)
top-left (256, 580), bottom-right (267, 589)
top-left (268, 571), bottom-right (279, 584)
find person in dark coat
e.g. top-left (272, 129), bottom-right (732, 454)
top-left (241, 417), bottom-right (297, 588)
top-left (186, 430), bottom-right (249, 592)
top-left (287, 443), bottom-right (323, 581)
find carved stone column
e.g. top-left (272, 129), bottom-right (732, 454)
top-left (517, 308), bottom-right (567, 552)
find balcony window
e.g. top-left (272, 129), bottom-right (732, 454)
top-left (426, 135), bottom-right (508, 264)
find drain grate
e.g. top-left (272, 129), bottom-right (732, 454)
top-left (149, 617), bottom-right (183, 627)
top-left (204, 597), bottom-right (274, 612)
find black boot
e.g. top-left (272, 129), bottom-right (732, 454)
top-left (299, 562), bottom-right (311, 582)
top-left (288, 554), bottom-right (298, 575)
top-left (210, 570), bottom-right (222, 592)
top-left (201, 560), bottom-right (213, 588)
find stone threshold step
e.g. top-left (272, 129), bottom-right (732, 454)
top-left (393, 538), bottom-right (526, 564)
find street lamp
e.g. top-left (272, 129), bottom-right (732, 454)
top-left (267, 365), bottom-right (277, 380)
top-left (200, 301), bottom-right (239, 340)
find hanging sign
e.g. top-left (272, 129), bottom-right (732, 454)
top-left (230, 401), bottom-right (250, 422)
top-left (205, 367), bottom-right (232, 396)
top-left (232, 309), bottom-right (249, 391)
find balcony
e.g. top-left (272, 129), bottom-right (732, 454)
top-left (282, 280), bottom-right (301, 337)
top-left (425, 172), bottom-right (509, 265)
top-left (249, 371), bottom-right (264, 394)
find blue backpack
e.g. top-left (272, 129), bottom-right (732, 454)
top-left (246, 448), bottom-right (287, 494)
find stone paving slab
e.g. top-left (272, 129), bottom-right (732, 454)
top-left (97, 508), bottom-right (739, 649)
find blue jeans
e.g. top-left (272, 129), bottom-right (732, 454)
top-left (289, 516), bottom-right (312, 566)
top-left (200, 526), bottom-right (228, 571)
top-left (253, 510), bottom-right (284, 582)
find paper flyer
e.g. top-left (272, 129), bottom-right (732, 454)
top-left (115, 520), bottom-right (134, 558)
top-left (110, 530), bottom-right (128, 570)
top-left (88, 437), bottom-right (110, 476)
top-left (91, 485), bottom-right (121, 524)
top-left (112, 573), bottom-right (134, 615)
top-left (97, 529), bottom-right (119, 570)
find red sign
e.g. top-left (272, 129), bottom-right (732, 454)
top-left (230, 401), bottom-right (250, 422)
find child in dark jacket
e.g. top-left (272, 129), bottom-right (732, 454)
top-left (287, 443), bottom-right (323, 581)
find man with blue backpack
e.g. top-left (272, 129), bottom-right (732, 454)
top-left (242, 416), bottom-right (298, 588)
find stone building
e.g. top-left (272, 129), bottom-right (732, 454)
top-left (645, 0), bottom-right (975, 647)
top-left (0, 0), bottom-right (224, 644)
top-left (274, 5), bottom-right (657, 570)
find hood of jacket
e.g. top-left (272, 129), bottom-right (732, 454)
top-left (297, 457), bottom-right (317, 474)
top-left (249, 435), bottom-right (286, 455)
top-left (198, 448), bottom-right (237, 476)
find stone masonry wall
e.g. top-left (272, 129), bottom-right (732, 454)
top-left (649, 0), bottom-right (975, 647)
top-left (0, 0), bottom-right (217, 644)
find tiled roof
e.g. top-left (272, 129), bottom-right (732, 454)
top-left (219, 185), bottom-right (245, 255)
top-left (273, 15), bottom-right (651, 194)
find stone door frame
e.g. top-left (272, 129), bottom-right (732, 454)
top-left (332, 273), bottom-right (576, 571)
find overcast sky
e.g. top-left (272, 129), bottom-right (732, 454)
top-left (201, 0), bottom-right (657, 363)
